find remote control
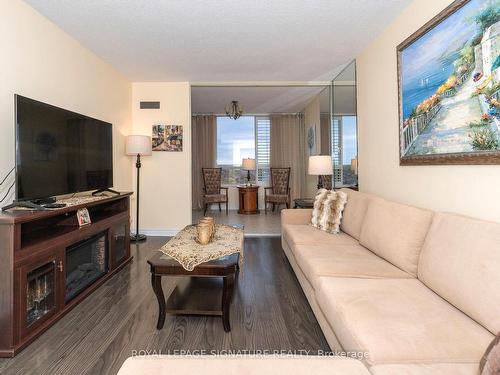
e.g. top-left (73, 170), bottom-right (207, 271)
top-left (43, 203), bottom-right (67, 209)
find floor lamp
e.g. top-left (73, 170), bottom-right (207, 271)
top-left (126, 135), bottom-right (152, 242)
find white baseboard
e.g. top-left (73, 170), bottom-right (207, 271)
top-left (244, 233), bottom-right (280, 237)
top-left (140, 228), bottom-right (180, 236)
top-left (140, 228), bottom-right (280, 237)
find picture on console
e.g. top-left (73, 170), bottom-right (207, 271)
top-left (398, 0), bottom-right (500, 164)
top-left (77, 208), bottom-right (91, 227)
top-left (152, 124), bottom-right (183, 151)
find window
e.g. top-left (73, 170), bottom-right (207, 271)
top-left (331, 115), bottom-right (357, 187)
top-left (255, 117), bottom-right (270, 183)
top-left (216, 116), bottom-right (270, 185)
top-left (331, 116), bottom-right (343, 184)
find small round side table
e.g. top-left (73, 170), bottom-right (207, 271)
top-left (237, 185), bottom-right (259, 215)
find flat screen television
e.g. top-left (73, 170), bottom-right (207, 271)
top-left (15, 95), bottom-right (113, 202)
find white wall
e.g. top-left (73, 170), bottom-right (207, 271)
top-left (0, 0), bottom-right (132, 207)
top-left (132, 82), bottom-right (192, 234)
top-left (1, 2), bottom-right (194, 233)
top-left (357, 0), bottom-right (500, 223)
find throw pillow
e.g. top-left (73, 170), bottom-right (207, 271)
top-left (480, 332), bottom-right (500, 375)
top-left (311, 189), bottom-right (348, 234)
top-left (311, 189), bottom-right (328, 228)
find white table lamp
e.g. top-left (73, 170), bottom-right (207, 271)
top-left (308, 155), bottom-right (333, 189)
top-left (242, 158), bottom-right (256, 185)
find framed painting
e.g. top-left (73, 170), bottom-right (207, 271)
top-left (397, 0), bottom-right (500, 165)
top-left (152, 125), bottom-right (183, 152)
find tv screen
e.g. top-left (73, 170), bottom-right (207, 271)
top-left (15, 95), bottom-right (113, 201)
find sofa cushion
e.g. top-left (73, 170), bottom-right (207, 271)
top-left (339, 188), bottom-right (371, 240)
top-left (369, 363), bottom-right (480, 375)
top-left (359, 197), bottom-right (433, 276)
top-left (283, 224), bottom-right (358, 247)
top-left (292, 243), bottom-right (412, 288)
top-left (418, 213), bottom-right (500, 335)
top-left (315, 277), bottom-right (493, 365)
top-left (117, 356), bottom-right (371, 375)
top-left (281, 209), bottom-right (313, 226)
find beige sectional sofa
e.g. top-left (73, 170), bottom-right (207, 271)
top-left (118, 189), bottom-right (498, 374)
top-left (281, 188), bottom-right (500, 374)
top-left (118, 356), bottom-right (372, 374)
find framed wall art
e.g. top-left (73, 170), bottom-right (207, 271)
top-left (398, 0), bottom-right (499, 165)
top-left (152, 125), bottom-right (183, 152)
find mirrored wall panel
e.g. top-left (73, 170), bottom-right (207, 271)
top-left (332, 61), bottom-right (357, 188)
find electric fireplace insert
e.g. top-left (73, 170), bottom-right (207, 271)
top-left (65, 232), bottom-right (108, 302)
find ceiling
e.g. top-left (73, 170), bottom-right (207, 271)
top-left (25, 0), bottom-right (411, 82)
top-left (192, 58), bottom-right (357, 114)
top-left (192, 86), bottom-right (326, 114)
top-left (191, 84), bottom-right (356, 114)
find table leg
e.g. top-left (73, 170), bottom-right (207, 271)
top-left (151, 273), bottom-right (166, 329)
top-left (221, 273), bottom-right (235, 332)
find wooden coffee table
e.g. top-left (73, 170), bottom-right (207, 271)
top-left (148, 249), bottom-right (239, 332)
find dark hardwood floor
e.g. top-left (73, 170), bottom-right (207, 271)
top-left (0, 237), bottom-right (329, 375)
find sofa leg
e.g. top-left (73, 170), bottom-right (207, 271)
top-left (204, 204), bottom-right (208, 216)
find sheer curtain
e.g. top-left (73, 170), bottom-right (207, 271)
top-left (320, 113), bottom-right (331, 155)
top-left (191, 115), bottom-right (216, 209)
top-left (270, 114), bottom-right (306, 200)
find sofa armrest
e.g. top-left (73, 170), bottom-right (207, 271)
top-left (281, 209), bottom-right (312, 226)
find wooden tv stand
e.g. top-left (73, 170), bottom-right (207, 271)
top-left (0, 192), bottom-right (133, 357)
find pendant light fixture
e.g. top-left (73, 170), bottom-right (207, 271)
top-left (225, 100), bottom-right (244, 120)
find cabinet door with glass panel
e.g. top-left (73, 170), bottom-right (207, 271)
top-left (110, 221), bottom-right (130, 269)
top-left (17, 248), bottom-right (63, 338)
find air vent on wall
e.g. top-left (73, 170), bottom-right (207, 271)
top-left (140, 101), bottom-right (160, 109)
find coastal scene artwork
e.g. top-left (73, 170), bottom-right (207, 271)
top-left (152, 125), bottom-right (183, 151)
top-left (398, 0), bottom-right (500, 164)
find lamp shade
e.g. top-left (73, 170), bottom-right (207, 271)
top-left (308, 155), bottom-right (332, 175)
top-left (126, 135), bottom-right (152, 156)
top-left (242, 158), bottom-right (256, 170)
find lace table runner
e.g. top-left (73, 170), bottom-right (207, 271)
top-left (12, 194), bottom-right (113, 210)
top-left (159, 224), bottom-right (244, 271)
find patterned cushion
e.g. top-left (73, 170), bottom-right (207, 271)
top-left (271, 168), bottom-right (290, 195)
top-left (266, 194), bottom-right (289, 203)
top-left (204, 194), bottom-right (227, 204)
top-left (311, 189), bottom-right (348, 234)
top-left (202, 168), bottom-right (222, 195)
top-left (480, 332), bottom-right (500, 375)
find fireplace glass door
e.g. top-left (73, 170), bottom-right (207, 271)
top-left (26, 261), bottom-right (57, 327)
top-left (65, 233), bottom-right (108, 303)
top-left (111, 222), bottom-right (129, 268)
